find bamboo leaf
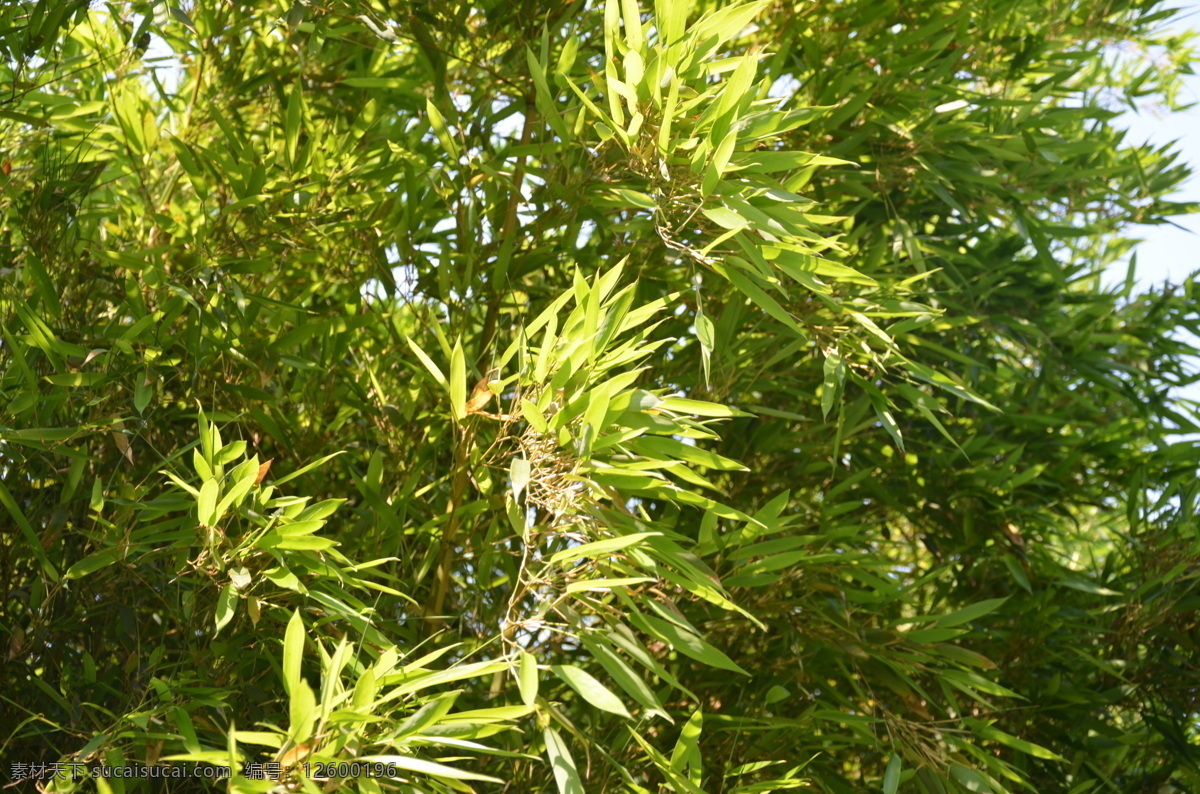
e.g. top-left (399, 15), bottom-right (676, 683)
top-left (284, 83), bottom-right (303, 166)
top-left (634, 612), bottom-right (749, 674)
top-left (64, 548), bottom-right (121, 580)
top-left (214, 583), bottom-right (237, 635)
top-left (883, 754), bottom-right (901, 794)
top-left (518, 651), bottom-right (539, 707)
top-left (553, 664), bottom-right (632, 718)
top-left (197, 479), bottom-right (219, 525)
top-left (510, 457), bottom-right (531, 502)
top-left (450, 338), bottom-right (467, 422)
top-left (544, 728), bottom-right (585, 794)
top-left (0, 478), bottom-right (58, 580)
top-left (670, 709), bottom-right (704, 784)
top-left (288, 679), bottom-right (316, 743)
top-left (283, 610), bottom-right (304, 697)
top-left (550, 532), bottom-right (661, 564)
top-left (272, 452), bottom-right (346, 486)
top-left (935, 597), bottom-right (1009, 628)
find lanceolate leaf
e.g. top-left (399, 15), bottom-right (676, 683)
top-left (544, 728), bottom-right (585, 794)
top-left (517, 651), bottom-right (539, 707)
top-left (552, 664), bottom-right (633, 718)
top-left (282, 610), bottom-right (304, 697)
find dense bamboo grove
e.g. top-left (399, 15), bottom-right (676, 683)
top-left (2, 1), bottom-right (1199, 792)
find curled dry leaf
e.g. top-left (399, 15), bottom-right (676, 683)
top-left (465, 375), bottom-right (496, 415)
top-left (112, 421), bottom-right (134, 465)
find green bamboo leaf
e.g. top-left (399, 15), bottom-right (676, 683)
top-left (628, 728), bottom-right (709, 794)
top-left (883, 754), bottom-right (901, 794)
top-left (543, 728), bottom-right (585, 794)
top-left (580, 635), bottom-right (669, 718)
top-left (654, 0), bottom-right (689, 43)
top-left (904, 627), bottom-right (968, 643)
top-left (133, 373), bottom-right (153, 414)
top-left (631, 435), bottom-right (744, 470)
top-left (773, 249), bottom-right (875, 286)
top-left (1057, 577), bottom-right (1122, 596)
top-left (228, 566), bottom-right (252, 590)
top-left (272, 451), bottom-right (346, 486)
top-left (395, 691), bottom-right (460, 737)
top-left (620, 0), bottom-right (644, 49)
top-left (713, 259), bottom-right (808, 340)
top-left (527, 47), bottom-right (572, 140)
top-left (623, 48), bottom-right (645, 89)
top-left (967, 720), bottom-right (1066, 761)
top-left (352, 668), bottom-right (377, 710)
top-left (609, 188), bottom-right (659, 210)
top-left (360, 755), bottom-right (502, 784)
top-left (197, 479), bottom-right (219, 525)
top-left (64, 548), bottom-right (121, 580)
top-left (734, 151), bottom-right (855, 172)
top-left (521, 398), bottom-right (549, 433)
top-left (510, 457), bottom-right (531, 502)
top-left (405, 335), bottom-right (448, 387)
top-left (871, 399), bottom-right (904, 452)
top-left (659, 69), bottom-right (680, 152)
top-left (562, 72), bottom-right (617, 129)
top-left (294, 499), bottom-right (346, 522)
top-left (949, 764), bottom-right (992, 792)
top-left (936, 597), bottom-right (1008, 628)
top-left (214, 456), bottom-right (258, 521)
top-left (426, 98), bottom-right (459, 161)
top-left (696, 312), bottom-right (715, 386)
top-left (658, 396), bottom-right (752, 418)
top-left (283, 609), bottom-right (304, 696)
top-left (702, 129), bottom-right (737, 196)
top-left (671, 709), bottom-right (704, 784)
top-left (214, 440), bottom-right (247, 465)
top-left (691, 1), bottom-right (771, 47)
top-left (385, 659), bottom-right (510, 697)
top-left (284, 83), bottom-right (302, 166)
top-left (232, 731), bottom-right (283, 749)
top-left (44, 372), bottom-right (106, 387)
top-left (288, 679), bottom-right (316, 743)
top-left (174, 707), bottom-right (201, 754)
top-left (0, 108), bottom-right (50, 127)
top-left (257, 534), bottom-right (337, 551)
top-left (713, 53), bottom-right (757, 120)
top-left (1001, 554), bottom-right (1033, 594)
top-left (274, 520), bottom-right (327, 537)
top-left (904, 360), bottom-right (1001, 412)
top-left (214, 583), bottom-right (237, 635)
top-left (550, 532), bottom-right (661, 564)
top-left (0, 478), bottom-right (58, 580)
top-left (89, 476), bottom-right (104, 513)
top-left (556, 34), bottom-right (579, 76)
top-left (821, 352), bottom-right (844, 419)
top-left (635, 612), bottom-right (749, 674)
top-left (197, 404), bottom-right (216, 467)
top-left (518, 651), bottom-right (539, 707)
top-left (702, 207), bottom-right (748, 230)
top-left (450, 338), bottom-right (466, 422)
top-left (321, 638), bottom-right (353, 717)
top-left (942, 670), bottom-right (1023, 699)
top-left (565, 577), bottom-right (655, 593)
